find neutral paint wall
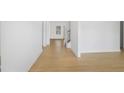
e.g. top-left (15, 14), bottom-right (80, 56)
top-left (50, 21), bottom-right (69, 39)
top-left (1, 21), bottom-right (43, 72)
top-left (42, 22), bottom-right (47, 47)
top-left (46, 21), bottom-right (50, 45)
top-left (0, 21), bottom-right (1, 72)
top-left (42, 21), bottom-right (51, 47)
top-left (70, 21), bottom-right (79, 57)
top-left (0, 22), bottom-right (1, 56)
top-left (123, 22), bottom-right (124, 48)
top-left (79, 21), bottom-right (120, 54)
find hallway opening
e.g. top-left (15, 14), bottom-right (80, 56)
top-left (49, 21), bottom-right (71, 49)
top-left (120, 21), bottom-right (124, 50)
top-left (50, 22), bottom-right (65, 48)
top-left (30, 39), bottom-right (77, 72)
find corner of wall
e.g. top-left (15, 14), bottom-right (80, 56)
top-left (77, 21), bottom-right (81, 58)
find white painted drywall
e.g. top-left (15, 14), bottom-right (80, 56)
top-left (46, 21), bottom-right (50, 45)
top-left (78, 21), bottom-right (120, 54)
top-left (70, 21), bottom-right (79, 57)
top-left (42, 21), bottom-right (51, 47)
top-left (123, 22), bottom-right (124, 48)
top-left (50, 21), bottom-right (69, 39)
top-left (0, 22), bottom-right (1, 56)
top-left (1, 21), bottom-right (43, 72)
top-left (42, 21), bottom-right (47, 47)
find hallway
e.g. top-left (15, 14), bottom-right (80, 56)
top-left (30, 40), bottom-right (124, 72)
top-left (30, 39), bottom-right (79, 71)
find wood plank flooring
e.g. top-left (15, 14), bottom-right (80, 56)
top-left (30, 40), bottom-right (124, 72)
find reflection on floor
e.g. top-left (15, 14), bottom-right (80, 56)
top-left (30, 40), bottom-right (124, 72)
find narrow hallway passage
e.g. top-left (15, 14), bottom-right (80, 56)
top-left (30, 39), bottom-right (79, 71)
top-left (30, 40), bottom-right (124, 72)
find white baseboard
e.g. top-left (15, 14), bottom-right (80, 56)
top-left (80, 49), bottom-right (121, 54)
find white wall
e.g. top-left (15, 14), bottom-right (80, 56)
top-left (70, 21), bottom-right (79, 57)
top-left (42, 22), bottom-right (47, 47)
top-left (0, 22), bottom-right (1, 56)
top-left (50, 21), bottom-right (69, 39)
top-left (78, 21), bottom-right (120, 55)
top-left (42, 21), bottom-right (50, 47)
top-left (46, 21), bottom-right (50, 45)
top-left (1, 21), bottom-right (43, 72)
top-left (120, 21), bottom-right (123, 49)
top-left (0, 22), bottom-right (1, 72)
top-left (123, 22), bottom-right (124, 48)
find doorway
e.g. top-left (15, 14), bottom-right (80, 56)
top-left (49, 21), bottom-right (71, 49)
top-left (51, 25), bottom-right (65, 48)
top-left (120, 21), bottom-right (123, 50)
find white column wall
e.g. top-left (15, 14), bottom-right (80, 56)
top-left (70, 21), bottom-right (80, 57)
top-left (46, 21), bottom-right (50, 45)
top-left (42, 21), bottom-right (50, 47)
top-left (42, 22), bottom-right (47, 47)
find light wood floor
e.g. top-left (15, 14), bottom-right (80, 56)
top-left (30, 40), bottom-right (124, 72)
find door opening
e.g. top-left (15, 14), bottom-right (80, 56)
top-left (49, 22), bottom-right (71, 49)
top-left (120, 21), bottom-right (123, 50)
